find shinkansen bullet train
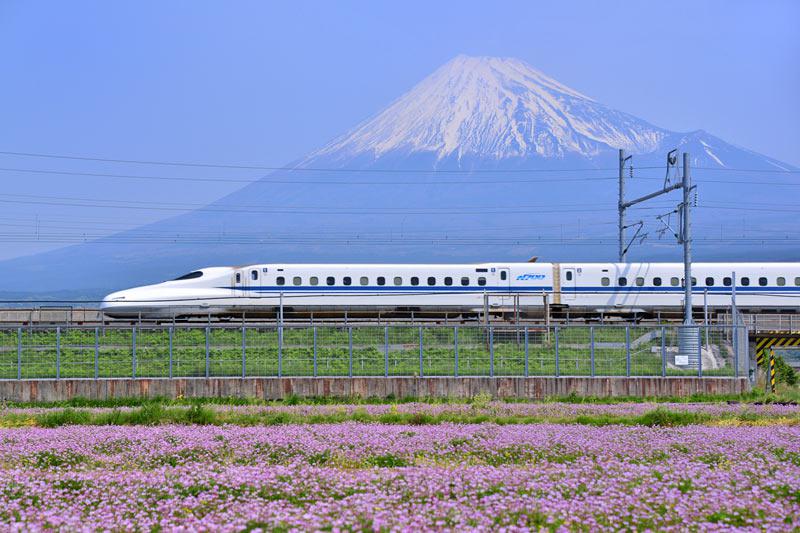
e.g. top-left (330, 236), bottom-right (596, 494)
top-left (99, 262), bottom-right (800, 318)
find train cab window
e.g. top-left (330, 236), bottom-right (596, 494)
top-left (501, 271), bottom-right (507, 281)
top-left (723, 277), bottom-right (732, 287)
top-left (705, 277), bottom-right (714, 286)
top-left (393, 276), bottom-right (402, 286)
top-left (566, 271), bottom-right (573, 281)
top-left (427, 276), bottom-right (436, 286)
top-left (670, 277), bottom-right (679, 287)
top-left (410, 277), bottom-right (419, 286)
top-left (251, 270), bottom-right (258, 281)
top-left (377, 276), bottom-right (386, 286)
top-left (343, 276), bottom-right (352, 286)
top-left (276, 276), bottom-right (285, 286)
top-left (635, 277), bottom-right (644, 287)
top-left (174, 271), bottom-right (204, 281)
top-left (444, 276), bottom-right (453, 286)
top-left (618, 277), bottom-right (627, 287)
top-left (293, 276), bottom-right (302, 286)
top-left (326, 276), bottom-right (335, 286)
top-left (601, 277), bottom-right (610, 287)
top-left (235, 272), bottom-right (241, 284)
top-left (759, 277), bottom-right (768, 286)
top-left (310, 276), bottom-right (319, 286)
top-left (461, 277), bottom-right (470, 286)
top-left (360, 276), bottom-right (369, 286)
top-left (653, 277), bottom-right (662, 287)
top-left (777, 277), bottom-right (786, 286)
top-left (477, 277), bottom-right (487, 286)
top-left (741, 277), bottom-right (750, 286)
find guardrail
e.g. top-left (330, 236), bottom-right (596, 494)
top-left (0, 324), bottom-right (750, 380)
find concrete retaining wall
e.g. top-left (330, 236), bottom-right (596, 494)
top-left (0, 377), bottom-right (749, 402)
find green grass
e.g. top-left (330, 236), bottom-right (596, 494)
top-left (0, 326), bottom-right (742, 379)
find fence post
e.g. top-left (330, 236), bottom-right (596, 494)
top-left (56, 326), bottom-right (61, 380)
top-left (454, 326), bottom-right (459, 378)
top-left (94, 327), bottom-right (99, 380)
top-left (733, 325), bottom-right (739, 378)
top-left (348, 327), bottom-right (353, 378)
top-left (314, 326), bottom-right (319, 378)
top-left (625, 326), bottom-right (630, 377)
top-left (132, 327), bottom-right (137, 379)
top-left (241, 325), bottom-right (246, 379)
top-left (489, 326), bottom-right (494, 377)
top-left (202, 326), bottom-right (209, 378)
top-left (697, 327), bottom-right (703, 378)
top-left (554, 326), bottom-right (560, 378)
top-left (418, 326), bottom-right (424, 378)
top-left (524, 326), bottom-right (529, 377)
top-left (384, 326), bottom-right (389, 377)
top-left (277, 325), bottom-right (283, 378)
top-left (17, 327), bottom-right (22, 380)
top-left (169, 327), bottom-right (174, 379)
top-left (661, 326), bottom-right (666, 378)
top-left (590, 326), bottom-right (595, 378)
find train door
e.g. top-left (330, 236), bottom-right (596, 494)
top-left (232, 269), bottom-right (245, 295)
top-left (498, 267), bottom-right (511, 290)
top-left (563, 267), bottom-right (577, 301)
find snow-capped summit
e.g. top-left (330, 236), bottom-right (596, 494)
top-left (306, 55), bottom-right (668, 165)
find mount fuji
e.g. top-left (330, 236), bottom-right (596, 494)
top-left (1, 55), bottom-right (796, 296)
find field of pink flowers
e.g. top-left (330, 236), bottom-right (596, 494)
top-left (1, 422), bottom-right (798, 530)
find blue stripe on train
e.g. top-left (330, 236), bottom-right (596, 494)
top-left (222, 285), bottom-right (800, 294)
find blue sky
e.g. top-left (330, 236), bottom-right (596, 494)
top-left (0, 0), bottom-right (798, 260)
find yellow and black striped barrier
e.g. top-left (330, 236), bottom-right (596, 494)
top-left (755, 333), bottom-right (800, 367)
top-left (769, 348), bottom-right (777, 393)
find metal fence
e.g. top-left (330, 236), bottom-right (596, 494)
top-left (0, 325), bottom-right (749, 380)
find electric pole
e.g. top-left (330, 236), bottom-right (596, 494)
top-left (618, 149), bottom-right (632, 262)
top-left (682, 152), bottom-right (693, 326)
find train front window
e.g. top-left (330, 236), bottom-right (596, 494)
top-left (174, 271), bottom-right (203, 281)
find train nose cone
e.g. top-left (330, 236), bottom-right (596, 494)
top-left (100, 290), bottom-right (129, 313)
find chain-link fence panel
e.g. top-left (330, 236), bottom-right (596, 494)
top-left (387, 326), bottom-right (420, 376)
top-left (281, 327), bottom-right (315, 376)
top-left (423, 326), bottom-right (456, 376)
top-left (95, 328), bottom-right (134, 378)
top-left (0, 328), bottom-right (17, 379)
top-left (592, 327), bottom-right (629, 377)
top-left (491, 327), bottom-right (526, 376)
top-left (244, 327), bottom-right (279, 377)
top-left (134, 328), bottom-right (171, 378)
top-left (209, 327), bottom-right (244, 377)
top-left (457, 327), bottom-right (491, 376)
top-left (555, 326), bottom-right (592, 376)
top-left (315, 326), bottom-right (351, 376)
top-left (59, 328), bottom-right (97, 378)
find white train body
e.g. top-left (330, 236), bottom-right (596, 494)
top-left (100, 262), bottom-right (800, 318)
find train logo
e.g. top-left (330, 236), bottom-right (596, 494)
top-left (516, 273), bottom-right (546, 281)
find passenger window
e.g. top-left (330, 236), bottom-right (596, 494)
top-left (618, 277), bottom-right (627, 287)
top-left (444, 277), bottom-right (453, 286)
top-left (601, 277), bottom-right (610, 287)
top-left (566, 271), bottom-right (573, 281)
top-left (478, 277), bottom-right (487, 286)
top-left (635, 277), bottom-right (644, 287)
top-left (235, 272), bottom-right (241, 284)
top-left (293, 276), bottom-right (301, 286)
top-left (426, 277), bottom-right (435, 286)
top-left (360, 276), bottom-right (369, 286)
top-left (795, 277), bottom-right (800, 286)
top-left (326, 276), bottom-right (335, 286)
top-left (741, 277), bottom-right (750, 286)
top-left (670, 277), bottom-right (679, 287)
top-left (692, 277), bottom-right (697, 287)
top-left (377, 276), bottom-right (386, 286)
top-left (759, 277), bottom-right (767, 286)
top-left (343, 276), bottom-right (352, 286)
top-left (723, 277), bottom-right (731, 287)
top-left (461, 277), bottom-right (470, 286)
top-left (705, 277), bottom-right (714, 286)
top-left (653, 277), bottom-right (662, 287)
top-left (394, 277), bottom-right (402, 286)
top-left (777, 277), bottom-right (786, 286)
top-left (500, 271), bottom-right (507, 281)
top-left (411, 277), bottom-right (419, 286)
top-left (310, 276), bottom-right (319, 286)
top-left (251, 270), bottom-right (258, 281)
top-left (276, 276), bottom-right (285, 286)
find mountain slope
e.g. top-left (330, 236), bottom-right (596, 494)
top-left (1, 55), bottom-right (796, 295)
